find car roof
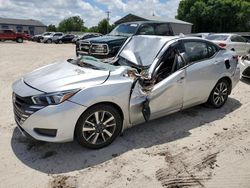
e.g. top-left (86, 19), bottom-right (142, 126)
top-left (119, 21), bottom-right (171, 25)
top-left (119, 35), bottom-right (212, 67)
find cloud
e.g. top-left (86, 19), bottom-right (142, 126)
top-left (0, 0), bottom-right (181, 27)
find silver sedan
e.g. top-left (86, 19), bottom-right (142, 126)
top-left (12, 35), bottom-right (240, 148)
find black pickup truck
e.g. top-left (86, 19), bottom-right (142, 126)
top-left (76, 21), bottom-right (174, 59)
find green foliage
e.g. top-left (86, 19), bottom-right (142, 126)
top-left (177, 0), bottom-right (250, 32)
top-left (57, 16), bottom-right (85, 32)
top-left (96, 19), bottom-right (114, 34)
top-left (47, 24), bottom-right (57, 32)
top-left (47, 16), bottom-right (115, 34)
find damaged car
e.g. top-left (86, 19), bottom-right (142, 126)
top-left (12, 35), bottom-right (240, 148)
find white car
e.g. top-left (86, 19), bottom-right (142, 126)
top-left (41, 32), bottom-right (64, 43)
top-left (240, 54), bottom-right (250, 78)
top-left (206, 34), bottom-right (250, 56)
top-left (12, 35), bottom-right (240, 148)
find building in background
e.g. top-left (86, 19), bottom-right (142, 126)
top-left (0, 17), bottom-right (46, 35)
top-left (114, 14), bottom-right (192, 35)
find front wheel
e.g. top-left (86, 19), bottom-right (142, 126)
top-left (16, 38), bottom-right (23, 43)
top-left (207, 79), bottom-right (229, 108)
top-left (75, 105), bottom-right (122, 149)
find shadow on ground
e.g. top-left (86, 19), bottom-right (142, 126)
top-left (11, 97), bottom-right (241, 174)
top-left (241, 77), bottom-right (250, 85)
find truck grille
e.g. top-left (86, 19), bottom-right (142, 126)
top-left (79, 42), bottom-right (91, 54)
top-left (12, 93), bottom-right (43, 125)
top-left (79, 42), bottom-right (109, 55)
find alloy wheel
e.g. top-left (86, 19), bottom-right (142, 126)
top-left (212, 82), bottom-right (228, 106)
top-left (82, 111), bottom-right (116, 145)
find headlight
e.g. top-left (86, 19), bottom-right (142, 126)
top-left (31, 89), bottom-right (79, 105)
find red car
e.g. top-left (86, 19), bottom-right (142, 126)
top-left (0, 29), bottom-right (28, 43)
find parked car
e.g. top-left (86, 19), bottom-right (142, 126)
top-left (40, 32), bottom-right (64, 43)
top-left (241, 35), bottom-right (250, 42)
top-left (12, 35), bottom-right (240, 148)
top-left (0, 29), bottom-right (26, 43)
top-left (72, 33), bottom-right (102, 44)
top-left (32, 32), bottom-right (54, 42)
top-left (206, 34), bottom-right (250, 56)
top-left (76, 21), bottom-right (174, 59)
top-left (239, 54), bottom-right (250, 78)
top-left (185, 33), bottom-right (211, 38)
top-left (54, 34), bottom-right (76, 44)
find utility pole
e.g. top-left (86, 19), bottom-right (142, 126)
top-left (106, 11), bottom-right (110, 34)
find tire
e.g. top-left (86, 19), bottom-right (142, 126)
top-left (75, 104), bottom-right (122, 149)
top-left (47, 39), bottom-right (52, 44)
top-left (207, 79), bottom-right (229, 108)
top-left (59, 40), bottom-right (63, 44)
top-left (16, 38), bottom-right (23, 43)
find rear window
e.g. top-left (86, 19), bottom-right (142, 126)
top-left (138, 23), bottom-right (173, 36)
top-left (206, 35), bottom-right (229, 41)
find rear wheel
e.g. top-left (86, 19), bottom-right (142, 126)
top-left (207, 79), bottom-right (229, 108)
top-left (16, 38), bottom-right (23, 43)
top-left (47, 39), bottom-right (52, 44)
top-left (59, 40), bottom-right (63, 44)
top-left (75, 104), bottom-right (122, 149)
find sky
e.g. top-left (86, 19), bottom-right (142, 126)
top-left (0, 0), bottom-right (181, 27)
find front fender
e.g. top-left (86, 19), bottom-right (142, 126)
top-left (69, 78), bottom-right (134, 130)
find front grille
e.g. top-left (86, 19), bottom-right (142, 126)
top-left (78, 42), bottom-right (109, 55)
top-left (13, 93), bottom-right (43, 125)
top-left (79, 42), bottom-right (91, 54)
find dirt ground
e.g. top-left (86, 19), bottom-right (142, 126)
top-left (0, 41), bottom-right (250, 188)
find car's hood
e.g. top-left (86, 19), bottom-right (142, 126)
top-left (23, 61), bottom-right (110, 93)
top-left (83, 35), bottom-right (127, 44)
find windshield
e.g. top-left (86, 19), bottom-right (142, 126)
top-left (43, 32), bottom-right (52, 36)
top-left (109, 23), bottom-right (139, 36)
top-left (206, 35), bottom-right (229, 41)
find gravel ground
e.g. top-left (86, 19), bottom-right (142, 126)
top-left (0, 41), bottom-right (250, 188)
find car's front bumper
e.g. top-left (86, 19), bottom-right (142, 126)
top-left (15, 101), bottom-right (87, 142)
top-left (12, 79), bottom-right (87, 142)
top-left (240, 58), bottom-right (250, 78)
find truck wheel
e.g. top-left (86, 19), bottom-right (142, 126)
top-left (75, 104), bottom-right (122, 149)
top-left (16, 38), bottom-right (23, 43)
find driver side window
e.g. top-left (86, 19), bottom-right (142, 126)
top-left (154, 45), bottom-right (185, 83)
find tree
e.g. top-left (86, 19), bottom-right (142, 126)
top-left (57, 16), bottom-right (86, 32)
top-left (47, 24), bottom-right (57, 32)
top-left (176, 0), bottom-right (250, 33)
top-left (96, 19), bottom-right (114, 34)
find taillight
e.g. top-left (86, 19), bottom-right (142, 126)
top-left (219, 43), bottom-right (227, 48)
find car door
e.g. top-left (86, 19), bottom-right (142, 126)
top-left (129, 42), bottom-right (185, 124)
top-left (181, 40), bottom-right (221, 109)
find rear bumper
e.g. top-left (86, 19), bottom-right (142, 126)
top-left (232, 64), bottom-right (241, 89)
